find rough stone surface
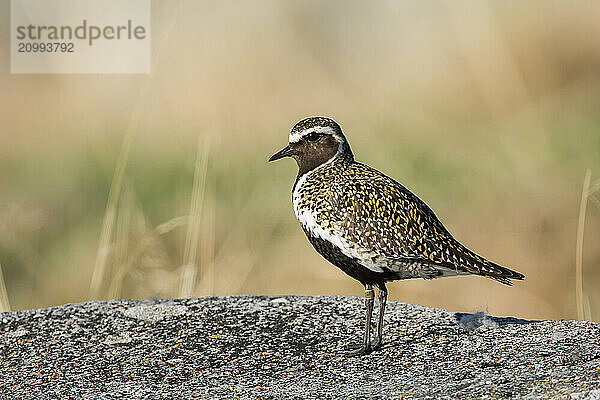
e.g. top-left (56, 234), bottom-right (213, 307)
top-left (0, 296), bottom-right (599, 399)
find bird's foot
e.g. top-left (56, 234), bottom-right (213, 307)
top-left (344, 343), bottom-right (372, 356)
top-left (372, 337), bottom-right (383, 350)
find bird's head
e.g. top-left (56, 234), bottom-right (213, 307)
top-left (269, 117), bottom-right (353, 175)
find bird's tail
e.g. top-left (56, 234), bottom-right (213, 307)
top-left (450, 239), bottom-right (525, 285)
top-left (484, 261), bottom-right (525, 286)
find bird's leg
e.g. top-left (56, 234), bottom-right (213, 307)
top-left (363, 285), bottom-right (375, 349)
top-left (373, 284), bottom-right (388, 349)
top-left (347, 284), bottom-right (374, 356)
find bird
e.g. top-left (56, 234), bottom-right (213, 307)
top-left (269, 116), bottom-right (524, 355)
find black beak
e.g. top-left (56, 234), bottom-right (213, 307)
top-left (269, 145), bottom-right (294, 162)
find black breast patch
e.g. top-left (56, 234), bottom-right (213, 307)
top-left (305, 232), bottom-right (400, 286)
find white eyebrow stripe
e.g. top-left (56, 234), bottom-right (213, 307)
top-left (288, 126), bottom-right (342, 143)
top-left (288, 131), bottom-right (304, 143)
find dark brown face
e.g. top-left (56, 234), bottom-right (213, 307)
top-left (289, 133), bottom-right (340, 176)
top-left (269, 117), bottom-right (353, 176)
top-left (269, 129), bottom-right (341, 176)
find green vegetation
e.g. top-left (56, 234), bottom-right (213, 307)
top-left (0, 2), bottom-right (598, 320)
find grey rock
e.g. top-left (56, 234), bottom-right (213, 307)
top-left (0, 296), bottom-right (599, 399)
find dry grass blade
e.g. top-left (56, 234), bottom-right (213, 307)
top-left (179, 138), bottom-right (210, 298)
top-left (106, 184), bottom-right (147, 299)
top-left (111, 182), bottom-right (134, 297)
top-left (0, 261), bottom-right (10, 312)
top-left (88, 141), bottom-right (127, 299)
top-left (107, 216), bottom-right (191, 299)
top-left (197, 192), bottom-right (215, 297)
top-left (206, 191), bottom-right (267, 295)
top-left (88, 2), bottom-right (182, 300)
top-left (575, 169), bottom-right (592, 321)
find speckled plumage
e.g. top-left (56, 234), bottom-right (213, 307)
top-left (289, 120), bottom-right (522, 286)
top-left (270, 116), bottom-right (524, 354)
top-left (293, 153), bottom-right (524, 285)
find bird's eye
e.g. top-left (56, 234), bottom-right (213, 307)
top-left (307, 132), bottom-right (321, 142)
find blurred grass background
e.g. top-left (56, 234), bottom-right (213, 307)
top-left (0, 1), bottom-right (599, 321)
